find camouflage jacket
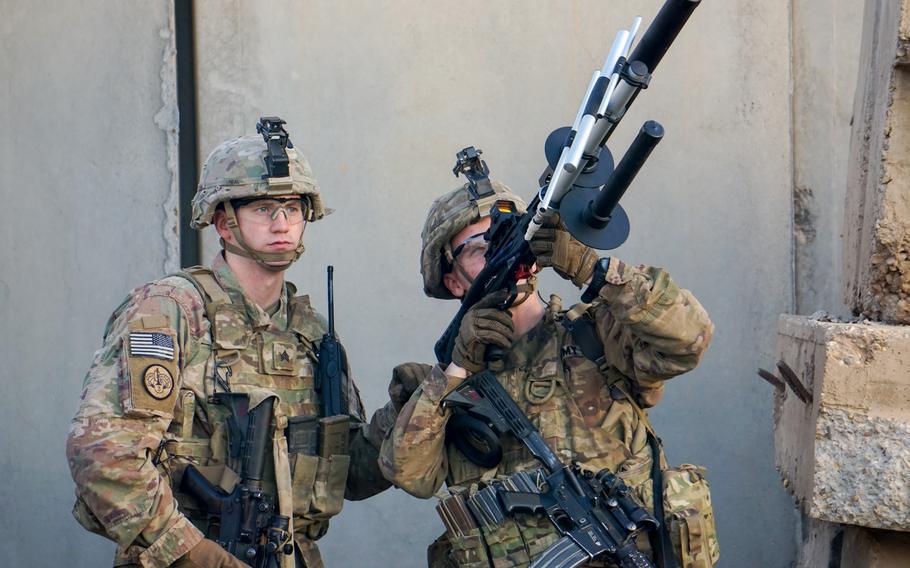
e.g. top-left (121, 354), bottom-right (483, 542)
top-left (380, 259), bottom-right (712, 498)
top-left (67, 255), bottom-right (390, 568)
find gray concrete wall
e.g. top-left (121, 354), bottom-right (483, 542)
top-left (0, 0), bottom-right (864, 566)
top-left (0, 0), bottom-right (178, 565)
top-left (792, 0), bottom-right (864, 316)
top-left (194, 1), bottom-right (801, 566)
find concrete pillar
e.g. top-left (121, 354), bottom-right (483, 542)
top-left (791, 0), bottom-right (863, 315)
top-left (843, 0), bottom-right (910, 323)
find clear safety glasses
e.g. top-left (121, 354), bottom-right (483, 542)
top-left (237, 198), bottom-right (308, 225)
top-left (451, 233), bottom-right (489, 264)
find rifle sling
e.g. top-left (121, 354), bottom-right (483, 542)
top-left (564, 316), bottom-right (678, 568)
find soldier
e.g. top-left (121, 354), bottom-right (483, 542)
top-left (67, 118), bottom-right (392, 568)
top-left (379, 178), bottom-right (717, 567)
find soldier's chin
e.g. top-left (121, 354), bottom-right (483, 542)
top-left (266, 259), bottom-right (294, 270)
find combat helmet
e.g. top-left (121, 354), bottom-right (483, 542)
top-left (420, 147), bottom-right (527, 299)
top-left (191, 117), bottom-right (328, 271)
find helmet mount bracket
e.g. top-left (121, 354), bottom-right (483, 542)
top-left (452, 146), bottom-right (495, 201)
top-left (256, 116), bottom-right (294, 179)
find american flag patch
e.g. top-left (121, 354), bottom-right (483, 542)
top-left (129, 331), bottom-right (175, 360)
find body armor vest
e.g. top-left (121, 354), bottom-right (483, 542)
top-left (434, 300), bottom-right (718, 568)
top-left (436, 301), bottom-right (657, 568)
top-left (160, 267), bottom-right (351, 553)
top-left (445, 305), bottom-right (652, 491)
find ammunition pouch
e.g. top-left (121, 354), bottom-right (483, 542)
top-left (287, 415), bottom-right (351, 527)
top-left (636, 464), bottom-right (720, 568)
top-left (433, 471), bottom-right (598, 568)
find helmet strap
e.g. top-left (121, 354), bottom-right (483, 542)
top-left (509, 274), bottom-right (538, 308)
top-left (453, 262), bottom-right (476, 288)
top-left (221, 201), bottom-right (306, 272)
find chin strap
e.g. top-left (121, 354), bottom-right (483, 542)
top-left (221, 201), bottom-right (306, 272)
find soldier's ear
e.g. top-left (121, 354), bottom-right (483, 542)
top-left (213, 208), bottom-right (233, 242)
top-left (442, 272), bottom-right (465, 299)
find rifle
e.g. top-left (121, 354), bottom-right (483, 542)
top-left (434, 0), bottom-right (700, 365)
top-left (181, 395), bottom-right (294, 567)
top-left (443, 371), bottom-right (659, 568)
top-left (315, 265), bottom-right (348, 417)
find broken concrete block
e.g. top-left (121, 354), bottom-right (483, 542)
top-left (841, 527), bottom-right (910, 568)
top-left (843, 0), bottom-right (910, 323)
top-left (774, 315), bottom-right (910, 531)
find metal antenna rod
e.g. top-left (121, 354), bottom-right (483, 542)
top-left (327, 266), bottom-right (335, 336)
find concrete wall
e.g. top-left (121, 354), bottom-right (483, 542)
top-left (194, 1), bottom-right (803, 566)
top-left (792, 0), bottom-right (864, 316)
top-left (0, 0), bottom-right (178, 565)
top-left (0, 0), bottom-right (864, 566)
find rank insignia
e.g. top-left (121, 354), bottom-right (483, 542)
top-left (270, 340), bottom-right (296, 372)
top-left (143, 364), bottom-right (174, 400)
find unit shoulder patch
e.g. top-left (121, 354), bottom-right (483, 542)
top-left (143, 364), bottom-right (174, 399)
top-left (122, 327), bottom-right (179, 417)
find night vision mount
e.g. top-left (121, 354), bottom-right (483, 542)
top-left (256, 116), bottom-right (294, 179)
top-left (453, 146), bottom-right (495, 200)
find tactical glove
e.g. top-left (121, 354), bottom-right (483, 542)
top-left (452, 292), bottom-right (515, 374)
top-left (530, 213), bottom-right (598, 288)
top-left (173, 538), bottom-right (248, 568)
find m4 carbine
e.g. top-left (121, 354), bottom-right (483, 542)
top-left (182, 396), bottom-right (294, 567)
top-left (444, 371), bottom-right (659, 568)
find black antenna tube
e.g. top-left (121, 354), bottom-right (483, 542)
top-left (586, 121), bottom-right (664, 227)
top-left (629, 0), bottom-right (701, 74)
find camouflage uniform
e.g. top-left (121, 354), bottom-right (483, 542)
top-left (379, 181), bottom-right (717, 567)
top-left (67, 125), bottom-right (392, 568)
